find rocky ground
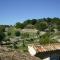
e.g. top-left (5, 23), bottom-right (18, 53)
top-left (0, 46), bottom-right (41, 60)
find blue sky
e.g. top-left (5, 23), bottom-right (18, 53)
top-left (0, 0), bottom-right (60, 25)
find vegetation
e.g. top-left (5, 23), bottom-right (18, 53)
top-left (0, 32), bottom-right (5, 44)
top-left (14, 17), bottom-right (60, 31)
top-left (0, 17), bottom-right (60, 51)
top-left (15, 31), bottom-right (21, 36)
top-left (35, 22), bottom-right (48, 31)
top-left (39, 32), bottom-right (57, 44)
top-left (15, 22), bottom-right (24, 29)
top-left (7, 32), bottom-right (11, 36)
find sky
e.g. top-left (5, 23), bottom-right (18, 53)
top-left (0, 0), bottom-right (60, 25)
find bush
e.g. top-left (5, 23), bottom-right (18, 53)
top-left (7, 32), bottom-right (11, 36)
top-left (15, 31), bottom-right (20, 36)
top-left (0, 32), bottom-right (5, 44)
top-left (35, 22), bottom-right (48, 31)
top-left (21, 33), bottom-right (29, 38)
top-left (0, 26), bottom-right (5, 32)
top-left (39, 33), bottom-right (57, 44)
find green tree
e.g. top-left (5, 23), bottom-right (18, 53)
top-left (31, 19), bottom-right (37, 25)
top-left (25, 24), bottom-right (34, 29)
top-left (35, 22), bottom-right (48, 31)
top-left (15, 22), bottom-right (24, 29)
top-left (52, 17), bottom-right (60, 25)
top-left (23, 20), bottom-right (32, 25)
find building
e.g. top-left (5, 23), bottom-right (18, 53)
top-left (28, 43), bottom-right (60, 60)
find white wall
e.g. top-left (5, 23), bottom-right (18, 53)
top-left (43, 57), bottom-right (50, 60)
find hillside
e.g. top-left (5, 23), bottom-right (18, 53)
top-left (0, 17), bottom-right (60, 60)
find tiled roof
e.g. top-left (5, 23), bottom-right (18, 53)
top-left (28, 43), bottom-right (60, 53)
top-left (36, 43), bottom-right (60, 52)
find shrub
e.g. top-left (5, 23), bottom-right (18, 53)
top-left (0, 32), bottom-right (5, 44)
top-left (15, 31), bottom-right (20, 36)
top-left (7, 32), bottom-right (11, 36)
top-left (39, 33), bottom-right (57, 44)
